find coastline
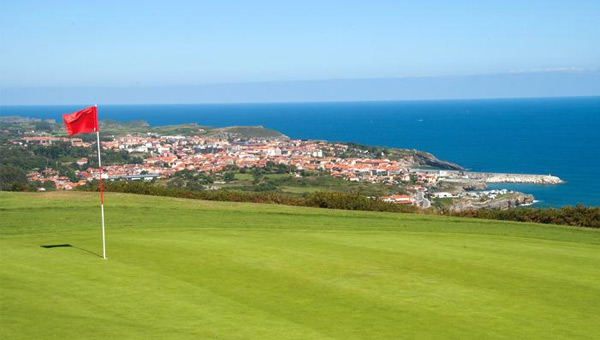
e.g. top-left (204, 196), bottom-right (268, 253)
top-left (1, 97), bottom-right (597, 207)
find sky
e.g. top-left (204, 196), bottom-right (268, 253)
top-left (0, 0), bottom-right (599, 104)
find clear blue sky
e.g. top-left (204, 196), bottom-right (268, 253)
top-left (0, 0), bottom-right (599, 103)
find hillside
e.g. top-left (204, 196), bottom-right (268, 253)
top-left (210, 125), bottom-right (289, 139)
top-left (100, 120), bottom-right (289, 139)
top-left (1, 192), bottom-right (599, 339)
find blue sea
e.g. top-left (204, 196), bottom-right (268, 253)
top-left (2, 97), bottom-right (599, 207)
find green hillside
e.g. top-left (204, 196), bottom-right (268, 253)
top-left (1, 192), bottom-right (599, 339)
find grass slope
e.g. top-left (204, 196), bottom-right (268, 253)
top-left (1, 192), bottom-right (599, 339)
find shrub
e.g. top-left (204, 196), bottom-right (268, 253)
top-left (79, 181), bottom-right (599, 228)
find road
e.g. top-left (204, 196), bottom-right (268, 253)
top-left (414, 191), bottom-right (431, 209)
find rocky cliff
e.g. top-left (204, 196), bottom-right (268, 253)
top-left (448, 193), bottom-right (534, 212)
top-left (411, 151), bottom-right (464, 170)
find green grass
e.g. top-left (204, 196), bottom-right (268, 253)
top-left (234, 173), bottom-right (293, 181)
top-left (280, 186), bottom-right (322, 194)
top-left (234, 173), bottom-right (254, 181)
top-left (231, 172), bottom-right (402, 196)
top-left (1, 191), bottom-right (599, 339)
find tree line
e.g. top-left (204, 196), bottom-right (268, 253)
top-left (77, 181), bottom-right (599, 229)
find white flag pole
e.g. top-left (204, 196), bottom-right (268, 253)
top-left (95, 105), bottom-right (106, 260)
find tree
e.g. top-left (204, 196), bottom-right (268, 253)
top-left (224, 172), bottom-right (235, 182)
top-left (254, 181), bottom-right (277, 192)
top-left (252, 168), bottom-right (263, 184)
top-left (42, 181), bottom-right (56, 191)
top-left (0, 165), bottom-right (28, 191)
top-left (34, 121), bottom-right (55, 132)
top-left (167, 177), bottom-right (185, 189)
top-left (131, 157), bottom-right (144, 165)
top-left (223, 164), bottom-right (239, 172)
top-left (409, 174), bottom-right (418, 184)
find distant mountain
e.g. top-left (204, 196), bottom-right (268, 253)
top-left (2, 70), bottom-right (599, 105)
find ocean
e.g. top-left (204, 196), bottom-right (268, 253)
top-left (1, 96), bottom-right (599, 207)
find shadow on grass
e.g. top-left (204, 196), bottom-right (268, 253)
top-left (40, 244), bottom-right (102, 258)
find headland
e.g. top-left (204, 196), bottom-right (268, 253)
top-left (0, 116), bottom-right (564, 211)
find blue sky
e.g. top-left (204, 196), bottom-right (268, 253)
top-left (0, 0), bottom-right (599, 103)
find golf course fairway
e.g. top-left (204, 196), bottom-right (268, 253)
top-left (1, 191), bottom-right (599, 339)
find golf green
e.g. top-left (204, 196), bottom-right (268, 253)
top-left (1, 191), bottom-right (599, 339)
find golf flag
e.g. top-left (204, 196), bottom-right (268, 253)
top-left (62, 105), bottom-right (107, 260)
top-left (62, 106), bottom-right (98, 136)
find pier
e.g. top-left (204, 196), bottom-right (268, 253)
top-left (410, 169), bottom-right (564, 185)
top-left (478, 173), bottom-right (563, 184)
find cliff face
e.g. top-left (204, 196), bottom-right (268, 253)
top-left (410, 151), bottom-right (464, 170)
top-left (448, 193), bottom-right (534, 212)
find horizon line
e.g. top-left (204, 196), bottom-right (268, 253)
top-left (2, 69), bottom-right (599, 90)
top-left (1, 94), bottom-right (599, 108)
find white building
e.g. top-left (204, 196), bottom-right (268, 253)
top-left (432, 192), bottom-right (454, 198)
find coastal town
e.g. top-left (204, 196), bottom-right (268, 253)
top-left (1, 116), bottom-right (563, 210)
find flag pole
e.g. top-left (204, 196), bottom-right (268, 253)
top-left (95, 105), bottom-right (106, 260)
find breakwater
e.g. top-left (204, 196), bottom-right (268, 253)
top-left (411, 169), bottom-right (564, 185)
top-left (466, 172), bottom-right (564, 184)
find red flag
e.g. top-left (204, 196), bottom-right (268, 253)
top-left (62, 106), bottom-right (98, 136)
